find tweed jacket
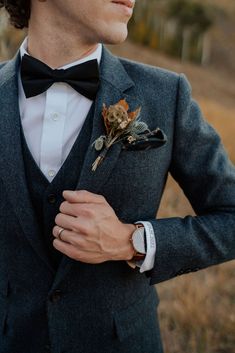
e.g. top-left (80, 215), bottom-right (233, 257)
top-left (0, 46), bottom-right (235, 353)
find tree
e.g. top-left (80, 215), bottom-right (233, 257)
top-left (128, 0), bottom-right (214, 64)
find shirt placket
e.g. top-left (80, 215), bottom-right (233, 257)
top-left (40, 83), bottom-right (68, 181)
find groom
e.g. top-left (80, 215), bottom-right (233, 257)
top-left (0, 1), bottom-right (234, 352)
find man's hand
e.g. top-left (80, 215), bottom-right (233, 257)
top-left (52, 190), bottom-right (136, 263)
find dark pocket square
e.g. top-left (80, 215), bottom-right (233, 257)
top-left (122, 128), bottom-right (167, 151)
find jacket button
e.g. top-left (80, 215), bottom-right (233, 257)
top-left (49, 289), bottom-right (62, 303)
top-left (48, 194), bottom-right (57, 204)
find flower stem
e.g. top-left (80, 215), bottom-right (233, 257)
top-left (91, 147), bottom-right (109, 172)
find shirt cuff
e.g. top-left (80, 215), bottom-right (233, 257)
top-left (135, 221), bottom-right (156, 273)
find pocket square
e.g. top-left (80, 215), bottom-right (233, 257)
top-left (122, 128), bottom-right (167, 151)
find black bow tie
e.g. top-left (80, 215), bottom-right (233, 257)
top-left (20, 54), bottom-right (100, 100)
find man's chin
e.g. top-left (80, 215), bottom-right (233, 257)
top-left (101, 27), bottom-right (128, 45)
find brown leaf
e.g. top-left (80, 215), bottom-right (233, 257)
top-left (102, 103), bottom-right (107, 118)
top-left (118, 99), bottom-right (129, 111)
top-left (128, 107), bottom-right (141, 121)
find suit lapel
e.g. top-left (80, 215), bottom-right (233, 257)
top-left (54, 46), bottom-right (143, 286)
top-left (77, 46), bottom-right (140, 193)
top-left (0, 54), bottom-right (55, 274)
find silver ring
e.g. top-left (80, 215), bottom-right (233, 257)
top-left (57, 227), bottom-right (65, 241)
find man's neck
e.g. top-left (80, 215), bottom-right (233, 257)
top-left (27, 22), bottom-right (98, 69)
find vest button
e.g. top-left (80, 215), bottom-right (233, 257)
top-left (48, 194), bottom-right (57, 204)
top-left (49, 289), bottom-right (62, 303)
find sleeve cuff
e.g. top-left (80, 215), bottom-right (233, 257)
top-left (135, 221), bottom-right (156, 273)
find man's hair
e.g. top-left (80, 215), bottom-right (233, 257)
top-left (0, 0), bottom-right (30, 29)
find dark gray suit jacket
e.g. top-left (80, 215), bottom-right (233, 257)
top-left (0, 46), bottom-right (235, 353)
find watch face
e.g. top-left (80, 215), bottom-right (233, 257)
top-left (132, 228), bottom-right (146, 254)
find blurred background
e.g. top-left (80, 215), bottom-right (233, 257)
top-left (0, 0), bottom-right (234, 352)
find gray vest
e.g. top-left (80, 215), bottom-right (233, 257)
top-left (21, 104), bottom-right (95, 269)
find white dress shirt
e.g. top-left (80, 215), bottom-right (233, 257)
top-left (19, 37), bottom-right (102, 181)
top-left (18, 38), bottom-right (156, 272)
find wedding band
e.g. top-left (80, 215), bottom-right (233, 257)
top-left (57, 227), bottom-right (65, 241)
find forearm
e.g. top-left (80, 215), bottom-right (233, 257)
top-left (147, 211), bottom-right (235, 285)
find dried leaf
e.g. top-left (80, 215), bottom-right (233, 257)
top-left (92, 99), bottom-right (142, 171)
top-left (118, 99), bottom-right (129, 111)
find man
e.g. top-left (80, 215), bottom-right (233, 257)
top-left (0, 0), bottom-right (234, 352)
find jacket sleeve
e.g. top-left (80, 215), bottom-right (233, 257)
top-left (147, 74), bottom-right (235, 285)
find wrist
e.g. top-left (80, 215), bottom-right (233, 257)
top-left (127, 223), bottom-right (146, 268)
top-left (125, 223), bottom-right (137, 260)
top-left (117, 223), bottom-right (136, 261)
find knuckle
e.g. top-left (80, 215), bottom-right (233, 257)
top-left (69, 238), bottom-right (77, 246)
top-left (81, 226), bottom-right (89, 236)
top-left (59, 201), bottom-right (66, 212)
top-left (53, 238), bottom-right (60, 248)
top-left (81, 189), bottom-right (89, 194)
top-left (76, 239), bottom-right (85, 249)
top-left (74, 221), bottom-right (89, 235)
top-left (72, 249), bottom-right (82, 261)
top-left (81, 206), bottom-right (93, 217)
top-left (52, 226), bottom-right (57, 236)
top-left (98, 194), bottom-right (106, 202)
top-left (55, 213), bottom-right (62, 224)
top-left (73, 203), bottom-right (82, 215)
top-left (70, 222), bottom-right (79, 233)
top-left (77, 190), bottom-right (89, 197)
top-left (74, 218), bottom-right (86, 233)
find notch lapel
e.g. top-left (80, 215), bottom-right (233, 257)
top-left (0, 54), bottom-right (54, 274)
top-left (54, 47), bottom-right (143, 285)
top-left (77, 46), bottom-right (141, 193)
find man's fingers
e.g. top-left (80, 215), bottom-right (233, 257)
top-left (53, 239), bottom-right (103, 263)
top-left (63, 190), bottom-right (106, 204)
top-left (53, 225), bottom-right (73, 241)
top-left (59, 201), bottom-right (97, 218)
top-left (55, 213), bottom-right (78, 232)
top-left (53, 226), bottom-right (87, 247)
top-left (53, 238), bottom-right (81, 259)
top-left (54, 213), bottom-right (93, 235)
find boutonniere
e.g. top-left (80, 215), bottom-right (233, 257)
top-left (91, 99), bottom-right (167, 171)
top-left (92, 99), bottom-right (141, 171)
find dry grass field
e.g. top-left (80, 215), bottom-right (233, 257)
top-left (110, 41), bottom-right (235, 353)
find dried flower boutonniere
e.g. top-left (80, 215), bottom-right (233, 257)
top-left (91, 99), bottom-right (142, 171)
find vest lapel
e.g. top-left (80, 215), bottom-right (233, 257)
top-left (0, 54), bottom-right (55, 274)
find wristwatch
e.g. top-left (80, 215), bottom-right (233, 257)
top-left (127, 224), bottom-right (146, 268)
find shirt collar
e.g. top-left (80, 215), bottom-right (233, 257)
top-left (19, 36), bottom-right (102, 69)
